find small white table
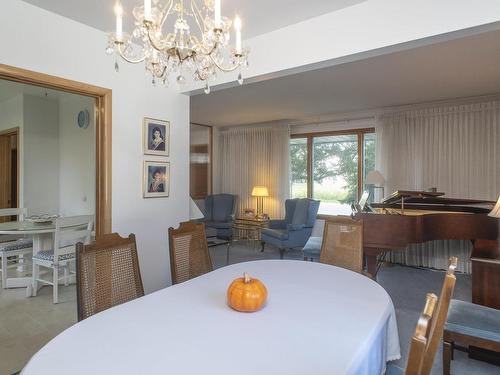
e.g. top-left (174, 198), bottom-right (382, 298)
top-left (0, 221), bottom-right (55, 293)
top-left (22, 260), bottom-right (401, 375)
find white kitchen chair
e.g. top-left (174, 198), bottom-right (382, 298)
top-left (32, 215), bottom-right (93, 303)
top-left (0, 208), bottom-right (33, 288)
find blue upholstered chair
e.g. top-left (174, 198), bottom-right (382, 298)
top-left (261, 198), bottom-right (320, 259)
top-left (443, 299), bottom-right (500, 375)
top-left (202, 194), bottom-right (236, 240)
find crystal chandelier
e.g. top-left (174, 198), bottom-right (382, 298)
top-left (106, 0), bottom-right (249, 93)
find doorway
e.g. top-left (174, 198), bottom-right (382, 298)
top-left (0, 127), bottom-right (18, 222)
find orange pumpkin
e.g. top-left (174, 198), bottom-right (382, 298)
top-left (227, 273), bottom-right (268, 312)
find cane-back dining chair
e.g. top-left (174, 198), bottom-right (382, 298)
top-left (319, 216), bottom-right (364, 274)
top-left (168, 221), bottom-right (212, 284)
top-left (0, 208), bottom-right (33, 288)
top-left (386, 257), bottom-right (458, 375)
top-left (76, 233), bottom-right (144, 321)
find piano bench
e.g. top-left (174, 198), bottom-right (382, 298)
top-left (443, 299), bottom-right (500, 374)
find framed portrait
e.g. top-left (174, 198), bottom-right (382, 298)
top-left (143, 161), bottom-right (170, 198)
top-left (143, 117), bottom-right (170, 156)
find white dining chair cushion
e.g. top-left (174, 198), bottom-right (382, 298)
top-left (0, 238), bottom-right (33, 252)
top-left (33, 250), bottom-right (75, 262)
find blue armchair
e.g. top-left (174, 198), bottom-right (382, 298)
top-left (261, 198), bottom-right (320, 259)
top-left (202, 194), bottom-right (236, 240)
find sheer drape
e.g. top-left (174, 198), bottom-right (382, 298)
top-left (376, 101), bottom-right (500, 273)
top-left (217, 126), bottom-right (290, 219)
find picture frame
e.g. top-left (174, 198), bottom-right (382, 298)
top-left (143, 117), bottom-right (170, 156)
top-left (143, 161), bottom-right (170, 198)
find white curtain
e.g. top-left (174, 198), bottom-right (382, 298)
top-left (376, 100), bottom-right (500, 273)
top-left (217, 126), bottom-right (290, 219)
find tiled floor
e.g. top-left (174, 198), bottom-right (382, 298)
top-left (0, 283), bottom-right (76, 375)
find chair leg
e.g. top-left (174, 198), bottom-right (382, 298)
top-left (443, 340), bottom-right (452, 375)
top-left (32, 261), bottom-right (39, 296)
top-left (1, 254), bottom-right (7, 289)
top-left (53, 265), bottom-right (59, 304)
top-left (279, 249), bottom-right (285, 259)
top-left (260, 241), bottom-right (265, 252)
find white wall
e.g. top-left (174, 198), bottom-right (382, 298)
top-left (0, 95), bottom-right (23, 132)
top-left (22, 94), bottom-right (60, 215)
top-left (58, 95), bottom-right (95, 216)
top-left (1, 0), bottom-right (190, 292)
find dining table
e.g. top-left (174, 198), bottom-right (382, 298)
top-left (0, 220), bottom-right (55, 293)
top-left (21, 260), bottom-right (401, 375)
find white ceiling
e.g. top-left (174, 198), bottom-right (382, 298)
top-left (22, 0), bottom-right (364, 38)
top-left (191, 29), bottom-right (500, 126)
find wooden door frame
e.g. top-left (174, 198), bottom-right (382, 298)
top-left (0, 64), bottom-right (112, 236)
top-left (0, 127), bottom-right (20, 209)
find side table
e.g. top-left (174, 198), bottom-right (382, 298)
top-left (232, 217), bottom-right (269, 250)
top-left (471, 239), bottom-right (500, 309)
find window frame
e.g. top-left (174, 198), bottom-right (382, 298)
top-left (290, 127), bottom-right (375, 202)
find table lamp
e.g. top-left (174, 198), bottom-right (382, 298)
top-left (489, 195), bottom-right (500, 229)
top-left (252, 186), bottom-right (269, 218)
top-left (189, 197), bottom-right (204, 221)
top-left (365, 170), bottom-right (385, 202)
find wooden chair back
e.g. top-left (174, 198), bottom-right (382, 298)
top-left (54, 215), bottom-right (93, 264)
top-left (418, 257), bottom-right (458, 375)
top-left (76, 233), bottom-right (145, 321)
top-left (168, 221), bottom-right (212, 284)
top-left (405, 293), bottom-right (438, 375)
top-left (319, 216), bottom-right (363, 273)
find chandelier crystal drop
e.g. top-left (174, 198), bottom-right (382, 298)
top-left (106, 0), bottom-right (249, 93)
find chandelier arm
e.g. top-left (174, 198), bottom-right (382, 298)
top-left (190, 0), bottom-right (205, 36)
top-left (147, 26), bottom-right (168, 52)
top-left (209, 54), bottom-right (242, 72)
top-left (160, 0), bottom-right (175, 28)
top-left (117, 44), bottom-right (146, 64)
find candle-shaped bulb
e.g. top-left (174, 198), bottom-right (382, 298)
top-left (234, 16), bottom-right (242, 54)
top-left (144, 0), bottom-right (152, 21)
top-left (215, 0), bottom-right (221, 28)
top-left (114, 2), bottom-right (123, 41)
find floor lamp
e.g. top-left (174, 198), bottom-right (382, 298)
top-left (252, 186), bottom-right (269, 218)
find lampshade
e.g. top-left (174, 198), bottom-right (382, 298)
top-left (252, 186), bottom-right (269, 197)
top-left (489, 195), bottom-right (500, 218)
top-left (189, 197), bottom-right (204, 220)
top-left (365, 170), bottom-right (385, 186)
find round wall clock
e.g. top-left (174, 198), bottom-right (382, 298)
top-left (77, 109), bottom-right (90, 129)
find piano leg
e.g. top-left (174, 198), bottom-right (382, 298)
top-left (365, 252), bottom-right (379, 278)
top-left (364, 247), bottom-right (387, 278)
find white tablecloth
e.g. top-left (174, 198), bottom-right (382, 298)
top-left (22, 260), bottom-right (400, 375)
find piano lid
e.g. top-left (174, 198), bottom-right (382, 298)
top-left (382, 190), bottom-right (444, 204)
top-left (375, 190), bottom-right (497, 214)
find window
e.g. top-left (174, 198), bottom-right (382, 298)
top-left (290, 129), bottom-right (375, 215)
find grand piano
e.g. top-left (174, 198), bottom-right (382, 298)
top-left (355, 190), bottom-right (499, 276)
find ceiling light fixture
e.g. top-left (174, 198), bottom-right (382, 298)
top-left (106, 0), bottom-right (249, 93)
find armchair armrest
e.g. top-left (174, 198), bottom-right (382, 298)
top-left (268, 220), bottom-right (286, 229)
top-left (287, 223), bottom-right (305, 231)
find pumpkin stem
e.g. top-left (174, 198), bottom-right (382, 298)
top-left (243, 272), bottom-right (251, 283)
